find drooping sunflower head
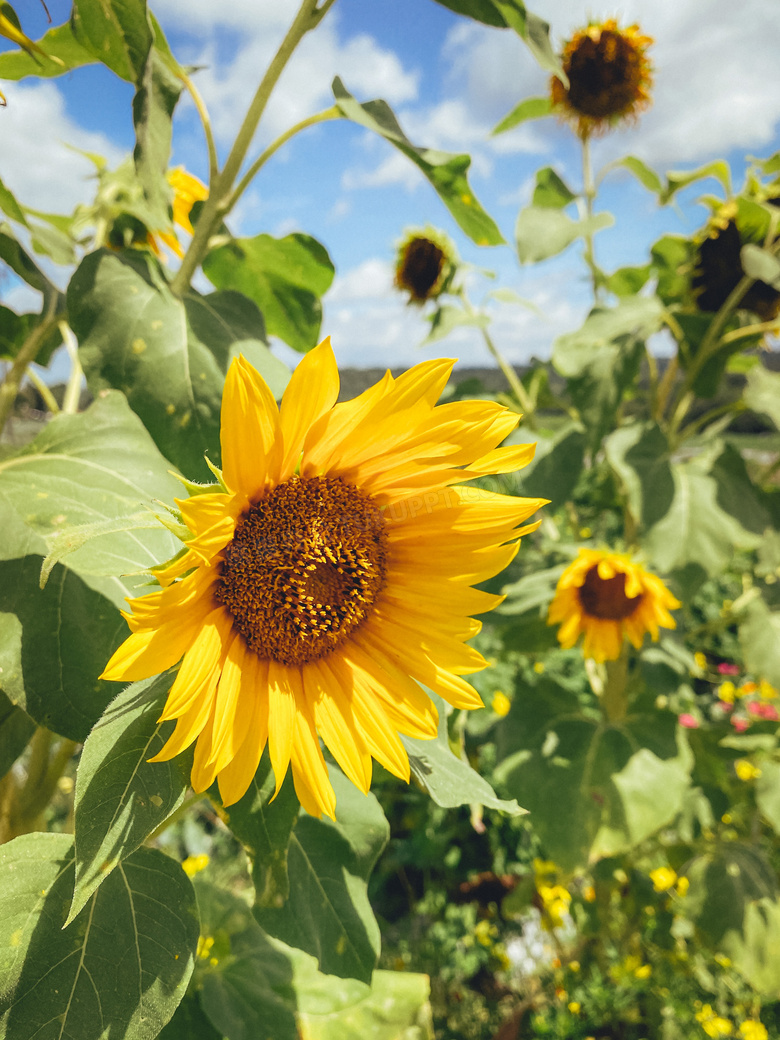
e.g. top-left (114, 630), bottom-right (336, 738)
top-left (550, 19), bottom-right (653, 138)
top-left (547, 549), bottom-right (679, 662)
top-left (394, 226), bottom-right (458, 304)
top-left (693, 203), bottom-right (780, 321)
top-left (102, 338), bottom-right (545, 817)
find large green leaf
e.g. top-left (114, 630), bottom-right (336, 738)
top-left (255, 768), bottom-right (388, 983)
top-left (203, 233), bottom-right (334, 354)
top-left (744, 364), bottom-right (780, 429)
top-left (604, 421), bottom-right (675, 531)
top-left (684, 842), bottom-right (777, 944)
top-left (495, 677), bottom-right (689, 870)
top-left (220, 754), bottom-right (300, 908)
top-left (333, 78), bottom-right (503, 247)
top-left (516, 423), bottom-right (586, 510)
top-left (756, 759), bottom-right (780, 836)
top-left (553, 297), bottom-right (663, 449)
top-left (298, 969), bottom-right (433, 1040)
top-left (515, 206), bottom-right (613, 263)
top-left (660, 160), bottom-right (732, 204)
top-left (401, 692), bottom-right (524, 814)
top-left (0, 833), bottom-right (198, 1040)
top-left (0, 175), bottom-right (27, 226)
top-left (0, 22), bottom-right (94, 80)
top-left (68, 249), bottom-right (289, 480)
top-left (0, 690), bottom-right (34, 778)
top-left (431, 0), bottom-right (559, 77)
top-left (0, 224), bottom-right (61, 304)
top-left (531, 167), bottom-right (576, 210)
top-left (133, 47), bottom-right (182, 229)
top-left (71, 0), bottom-right (152, 83)
top-left (723, 897), bottom-right (780, 998)
top-left (739, 596), bottom-right (780, 689)
top-left (69, 672), bottom-right (191, 923)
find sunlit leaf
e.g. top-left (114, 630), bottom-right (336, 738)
top-left (613, 155), bottom-right (663, 195)
top-left (723, 897), bottom-right (780, 998)
top-left (684, 842), bottom-right (777, 944)
top-left (0, 20), bottom-right (93, 80)
top-left (515, 206), bottom-right (612, 263)
top-left (516, 423), bottom-right (586, 510)
top-left (532, 167), bottom-right (576, 209)
top-left (0, 175), bottom-right (27, 226)
top-left (69, 672), bottom-right (191, 923)
top-left (70, 0), bottom-right (152, 84)
top-left (333, 78), bottom-right (504, 247)
top-left (741, 243), bottom-right (780, 290)
top-left (431, 0), bottom-right (559, 77)
top-left (660, 160), bottom-right (731, 204)
top-left (604, 421), bottom-right (675, 531)
top-left (739, 596), bottom-right (780, 689)
top-left (424, 303), bottom-right (489, 345)
top-left (492, 96), bottom-right (552, 135)
top-left (0, 833), bottom-right (198, 1040)
top-left (744, 365), bottom-right (780, 429)
top-left (133, 47), bottom-right (182, 229)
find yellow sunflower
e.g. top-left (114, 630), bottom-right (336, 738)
top-left (394, 227), bottom-right (457, 305)
top-left (547, 549), bottom-right (679, 662)
top-left (550, 19), bottom-right (653, 138)
top-left (102, 339), bottom-right (544, 817)
top-left (154, 167), bottom-right (209, 258)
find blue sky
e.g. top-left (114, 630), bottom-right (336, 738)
top-left (3, 0), bottom-right (780, 373)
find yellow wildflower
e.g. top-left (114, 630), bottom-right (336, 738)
top-left (492, 691), bottom-right (511, 716)
top-left (735, 759), bottom-right (762, 781)
top-left (649, 866), bottom-right (677, 892)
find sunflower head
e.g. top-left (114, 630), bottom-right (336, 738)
top-left (394, 227), bottom-right (458, 305)
top-left (547, 549), bottom-right (679, 662)
top-left (693, 207), bottom-right (780, 321)
top-left (550, 19), bottom-right (653, 138)
top-left (101, 338), bottom-right (544, 818)
top-left (154, 167), bottom-right (209, 258)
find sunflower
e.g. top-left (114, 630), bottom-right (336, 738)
top-left (547, 549), bottom-right (679, 662)
top-left (102, 339), bottom-right (544, 817)
top-left (693, 214), bottom-right (780, 321)
top-left (154, 167), bottom-right (209, 259)
top-left (550, 19), bottom-right (653, 138)
top-left (394, 227), bottom-right (457, 304)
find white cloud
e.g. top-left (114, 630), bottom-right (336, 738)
top-left (0, 80), bottom-right (124, 215)
top-left (342, 151), bottom-right (422, 192)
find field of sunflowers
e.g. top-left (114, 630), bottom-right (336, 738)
top-left (1, 2), bottom-right (780, 1039)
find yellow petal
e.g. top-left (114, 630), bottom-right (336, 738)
top-left (217, 656), bottom-right (270, 807)
top-left (279, 337), bottom-right (340, 479)
top-left (220, 355), bottom-right (281, 497)
top-left (290, 704), bottom-right (336, 819)
top-left (267, 660), bottom-right (298, 796)
top-left (304, 661), bottom-right (372, 793)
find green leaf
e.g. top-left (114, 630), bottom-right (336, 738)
top-left (0, 833), bottom-right (198, 1040)
top-left (68, 249), bottom-right (289, 480)
top-left (740, 244), bottom-right (780, 289)
top-left (756, 759), bottom-right (780, 835)
top-left (492, 96), bottom-right (552, 135)
top-left (0, 175), bottom-right (27, 226)
top-left (552, 297), bottom-right (663, 448)
top-left (69, 672), bottom-right (191, 924)
top-left (298, 968), bottom-right (434, 1040)
top-left (723, 897), bottom-right (780, 998)
top-left (433, 0), bottom-right (559, 76)
top-left (220, 754), bottom-right (300, 909)
top-left (71, 0), bottom-right (152, 84)
top-left (684, 842), bottom-right (777, 944)
top-left (739, 596), bottom-right (780, 689)
top-left (614, 156), bottom-right (663, 195)
top-left (498, 564), bottom-right (564, 616)
top-left (0, 307), bottom-right (36, 361)
top-left (517, 423), bottom-right (586, 510)
top-left (333, 78), bottom-right (504, 247)
top-left (29, 219), bottom-right (77, 265)
top-left (203, 233), bottom-right (335, 354)
top-left (255, 767), bottom-right (388, 983)
top-left (401, 691), bottom-right (525, 814)
top-left (0, 21), bottom-right (94, 80)
top-left (744, 365), bottom-right (780, 429)
top-left (531, 167), bottom-right (576, 209)
top-left (133, 47), bottom-right (182, 229)
top-left (515, 206), bottom-right (613, 263)
top-left (424, 303), bottom-right (490, 345)
top-left (0, 224), bottom-right (61, 302)
top-left (0, 391), bottom-right (181, 605)
top-left (604, 263), bottom-right (651, 297)
top-left (661, 160), bottom-right (732, 204)
top-left (604, 421), bottom-right (675, 531)
top-left (158, 994), bottom-right (223, 1040)
top-left (0, 690), bottom-right (34, 778)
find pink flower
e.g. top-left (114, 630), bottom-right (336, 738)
top-left (716, 700), bottom-right (734, 713)
top-left (731, 717), bottom-right (749, 732)
top-left (717, 663), bottom-right (740, 675)
top-left (747, 701), bottom-right (778, 720)
top-left (679, 713), bottom-right (699, 729)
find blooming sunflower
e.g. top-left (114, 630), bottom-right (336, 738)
top-left (547, 549), bottom-right (679, 662)
top-left (154, 167), bottom-right (209, 259)
top-left (550, 19), bottom-right (653, 138)
top-left (102, 339), bottom-right (544, 817)
top-left (394, 227), bottom-right (457, 304)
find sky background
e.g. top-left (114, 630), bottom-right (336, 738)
top-left (2, 0), bottom-right (780, 376)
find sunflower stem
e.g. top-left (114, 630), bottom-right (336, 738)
top-left (480, 326), bottom-right (537, 427)
top-left (0, 308), bottom-right (60, 434)
top-left (580, 134), bottom-right (602, 302)
top-left (61, 321), bottom-right (83, 415)
top-left (170, 0), bottom-right (329, 296)
top-left (602, 648), bottom-right (629, 722)
top-left (181, 71), bottom-right (219, 184)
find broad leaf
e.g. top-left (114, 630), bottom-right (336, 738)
top-left (740, 244), bottom-right (780, 289)
top-left (516, 206), bottom-right (613, 264)
top-left (255, 767), bottom-right (388, 983)
top-left (299, 968), bottom-right (433, 1040)
top-left (333, 78), bottom-right (503, 247)
top-left (756, 759), bottom-right (780, 836)
top-left (0, 690), bottom-right (34, 778)
top-left (660, 160), bottom-right (731, 204)
top-left (744, 364), bottom-right (780, 429)
top-left (492, 96), bottom-right (552, 135)
top-left (0, 833), bottom-right (198, 1040)
top-left (498, 565), bottom-right (564, 616)
top-left (723, 897), bottom-right (780, 998)
top-left (739, 596), bottom-right (780, 689)
top-left (0, 21), bottom-right (93, 80)
top-left (133, 46), bottom-right (182, 229)
top-left (532, 167), bottom-right (576, 209)
top-left (614, 156), bottom-right (663, 195)
top-left (69, 672), bottom-right (191, 923)
top-left (604, 421), bottom-right (675, 531)
top-left (203, 233), bottom-right (335, 354)
top-left (71, 0), bottom-right (152, 84)
top-left (424, 303), bottom-right (490, 345)
top-left (684, 842), bottom-right (777, 944)
top-left (69, 249), bottom-right (289, 480)
top-left (0, 175), bottom-right (27, 226)
top-left (516, 423), bottom-right (586, 510)
top-left (431, 0), bottom-right (559, 77)
top-left (0, 224), bottom-right (61, 303)
top-left (402, 692), bottom-right (524, 815)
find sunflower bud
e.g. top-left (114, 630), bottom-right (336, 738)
top-left (394, 227), bottom-right (457, 305)
top-left (550, 19), bottom-right (653, 139)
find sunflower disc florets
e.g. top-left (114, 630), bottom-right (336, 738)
top-left (394, 226), bottom-right (458, 305)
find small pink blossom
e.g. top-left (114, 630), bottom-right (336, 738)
top-left (678, 713), bottom-right (699, 729)
top-left (747, 701), bottom-right (779, 720)
top-left (717, 663), bottom-right (740, 675)
top-left (716, 700), bottom-right (734, 713)
top-left (731, 717), bottom-right (749, 732)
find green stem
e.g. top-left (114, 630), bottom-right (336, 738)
top-left (10, 729), bottom-right (77, 838)
top-left (181, 71), bottom-right (218, 184)
top-left (581, 134), bottom-right (601, 301)
top-left (677, 400), bottom-right (745, 441)
top-left (170, 0), bottom-right (327, 296)
top-left (654, 354), bottom-right (678, 423)
top-left (719, 317), bottom-right (780, 347)
top-left (602, 648), bottom-right (629, 722)
top-left (0, 309), bottom-right (60, 434)
top-left (480, 326), bottom-right (537, 426)
top-left (229, 105), bottom-right (342, 213)
top-left (60, 322), bottom-right (83, 415)
top-left (26, 368), bottom-right (60, 414)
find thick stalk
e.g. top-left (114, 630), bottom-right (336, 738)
top-left (0, 310), bottom-right (60, 433)
top-left (170, 0), bottom-right (325, 296)
top-left (654, 354), bottom-right (678, 423)
top-left (481, 326), bottom-right (537, 426)
top-left (602, 647), bottom-right (629, 722)
top-left (61, 322), bottom-right (83, 415)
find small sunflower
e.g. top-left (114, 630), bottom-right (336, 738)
top-left (102, 339), bottom-right (544, 817)
top-left (550, 19), bottom-right (653, 138)
top-left (547, 549), bottom-right (679, 662)
top-left (154, 167), bottom-right (209, 259)
top-left (693, 213), bottom-right (780, 321)
top-left (394, 227), bottom-right (457, 304)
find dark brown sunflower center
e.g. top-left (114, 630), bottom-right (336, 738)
top-left (396, 238), bottom-right (446, 302)
top-left (578, 565), bottom-right (642, 621)
top-left (214, 475), bottom-right (388, 665)
top-left (694, 220), bottom-right (780, 321)
top-left (565, 30), bottom-right (643, 118)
